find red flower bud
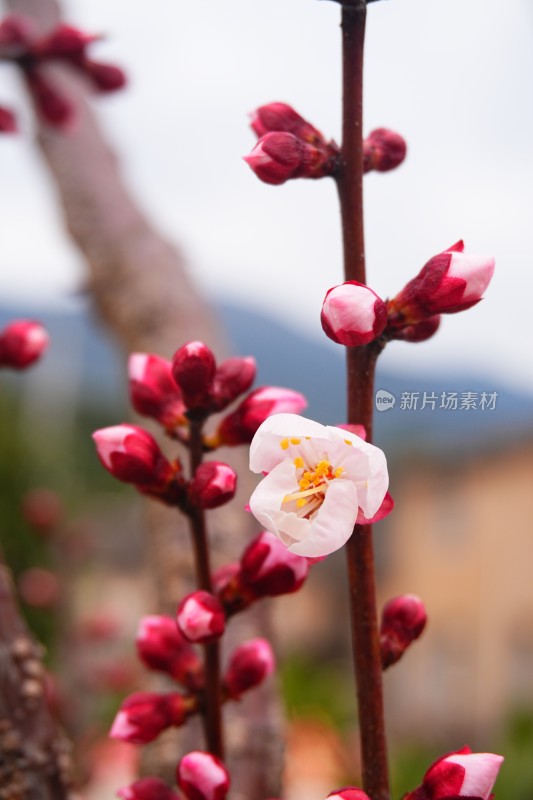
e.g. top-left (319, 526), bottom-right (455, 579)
top-left (176, 751), bottom-right (230, 800)
top-left (211, 562), bottom-right (240, 595)
top-left (404, 747), bottom-right (504, 800)
top-left (83, 60), bottom-right (127, 92)
top-left (136, 615), bottom-right (204, 690)
top-left (176, 591), bottom-right (225, 644)
top-left (249, 102), bottom-right (326, 146)
top-left (244, 131), bottom-right (336, 185)
top-left (327, 790), bottom-right (372, 800)
top-left (214, 386), bottom-right (307, 446)
top-left (390, 315), bottom-right (441, 343)
top-left (321, 281), bottom-right (388, 347)
top-left (363, 128), bottom-right (407, 173)
top-left (128, 352), bottom-right (186, 430)
top-left (224, 638), bottom-right (275, 699)
top-left (240, 531), bottom-right (309, 597)
top-left (92, 424), bottom-right (174, 488)
top-left (388, 242), bottom-right (495, 326)
top-left (25, 69), bottom-right (74, 128)
top-left (210, 356), bottom-right (256, 411)
top-left (0, 320), bottom-right (48, 368)
top-left (380, 593), bottom-right (427, 669)
top-left (30, 24), bottom-right (96, 61)
top-left (0, 106), bottom-right (17, 133)
top-left (118, 777), bottom-right (180, 800)
top-left (110, 691), bottom-right (193, 744)
top-left (171, 341), bottom-right (216, 414)
top-left (188, 462), bottom-right (237, 510)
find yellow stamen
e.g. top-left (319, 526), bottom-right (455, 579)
top-left (280, 438), bottom-right (289, 450)
top-left (334, 467), bottom-right (345, 478)
top-left (290, 437), bottom-right (301, 445)
top-left (344, 439), bottom-right (353, 446)
top-left (283, 485), bottom-right (325, 504)
top-left (293, 456), bottom-right (304, 468)
top-left (296, 499), bottom-right (307, 508)
top-left (315, 460), bottom-right (331, 477)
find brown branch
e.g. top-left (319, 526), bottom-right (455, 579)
top-left (0, 558), bottom-right (76, 800)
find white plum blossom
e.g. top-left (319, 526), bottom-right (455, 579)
top-left (249, 414), bottom-right (389, 557)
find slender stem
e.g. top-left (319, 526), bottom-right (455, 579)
top-left (335, 4), bottom-right (390, 799)
top-left (188, 420), bottom-right (224, 759)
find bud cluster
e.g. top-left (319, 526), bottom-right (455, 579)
top-left (0, 14), bottom-right (126, 130)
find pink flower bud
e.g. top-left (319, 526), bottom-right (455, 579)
top-left (25, 69), bottom-right (74, 128)
top-left (214, 386), bottom-right (307, 446)
top-left (128, 352), bottom-right (185, 429)
top-left (380, 594), bottom-right (427, 669)
top-left (240, 531), bottom-right (309, 597)
top-left (176, 591), bottom-right (225, 644)
top-left (110, 692), bottom-right (192, 744)
top-left (409, 747), bottom-right (504, 800)
top-left (171, 341), bottom-right (216, 414)
top-left (188, 462), bottom-right (237, 510)
top-left (92, 424), bottom-right (174, 487)
top-left (83, 60), bottom-right (127, 92)
top-left (0, 106), bottom-right (17, 133)
top-left (117, 777), bottom-right (180, 800)
top-left (250, 102), bottom-right (325, 146)
top-left (0, 320), bottom-right (48, 369)
top-left (321, 282), bottom-right (388, 347)
top-left (176, 751), bottom-right (230, 800)
top-left (244, 131), bottom-right (336, 185)
top-left (136, 615), bottom-right (204, 690)
top-left (224, 638), bottom-right (275, 699)
top-left (363, 128), bottom-right (407, 173)
top-left (327, 790), bottom-right (371, 800)
top-left (210, 356), bottom-right (256, 411)
top-left (389, 242), bottom-right (495, 325)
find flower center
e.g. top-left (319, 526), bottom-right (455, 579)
top-left (278, 437), bottom-right (345, 520)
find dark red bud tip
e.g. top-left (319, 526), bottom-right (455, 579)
top-left (188, 462), bottom-right (237, 509)
top-left (240, 531), bottom-right (309, 597)
top-left (171, 341), bottom-right (216, 413)
top-left (136, 615), bottom-right (204, 689)
top-left (0, 320), bottom-right (48, 368)
top-left (363, 128), bottom-right (407, 173)
top-left (215, 386), bottom-right (307, 446)
top-left (176, 591), bottom-right (226, 644)
top-left (244, 132), bottom-right (305, 185)
top-left (380, 593), bottom-right (427, 669)
top-left (224, 638), bottom-right (275, 698)
top-left (250, 102), bottom-right (326, 146)
top-left (83, 60), bottom-right (127, 92)
top-left (118, 777), bottom-right (181, 800)
top-left (177, 752), bottom-right (230, 800)
top-left (110, 692), bottom-right (192, 744)
top-left (211, 356), bottom-right (256, 411)
top-left (0, 106), bottom-right (18, 133)
top-left (30, 24), bottom-right (96, 60)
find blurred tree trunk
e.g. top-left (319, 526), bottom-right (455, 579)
top-left (2, 2), bottom-right (284, 798)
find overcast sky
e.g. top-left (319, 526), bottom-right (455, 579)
top-left (1, 0), bottom-right (532, 392)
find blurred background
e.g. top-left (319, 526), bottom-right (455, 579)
top-left (1, 0), bottom-right (533, 798)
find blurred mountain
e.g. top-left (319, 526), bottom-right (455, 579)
top-left (1, 299), bottom-right (532, 456)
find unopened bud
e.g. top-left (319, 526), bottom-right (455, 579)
top-left (380, 593), bottom-right (427, 669)
top-left (176, 591), bottom-right (225, 644)
top-left (321, 282), bottom-right (388, 347)
top-left (92, 424), bottom-right (174, 489)
top-left (250, 102), bottom-right (325, 146)
top-left (244, 131), bottom-right (336, 185)
top-left (214, 386), bottom-right (307, 446)
top-left (25, 69), bottom-right (74, 128)
top-left (128, 352), bottom-right (185, 430)
top-left (171, 341), bottom-right (216, 414)
top-left (327, 790), bottom-right (371, 800)
top-left (388, 241), bottom-right (495, 326)
top-left (240, 531), bottom-right (309, 597)
top-left (0, 320), bottom-right (48, 369)
top-left (0, 106), bottom-right (17, 133)
top-left (404, 747), bottom-right (504, 800)
top-left (176, 751), bottom-right (230, 800)
top-left (224, 638), bottom-right (275, 699)
top-left (117, 777), bottom-right (180, 800)
top-left (210, 356), bottom-right (256, 411)
top-left (390, 315), bottom-right (441, 343)
top-left (83, 60), bottom-right (127, 92)
top-left (363, 128), bottom-right (407, 173)
top-left (188, 462), bottom-right (237, 510)
top-left (211, 562), bottom-right (240, 595)
top-left (30, 24), bottom-right (95, 60)
top-left (110, 692), bottom-right (193, 744)
top-left (136, 615), bottom-right (204, 690)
